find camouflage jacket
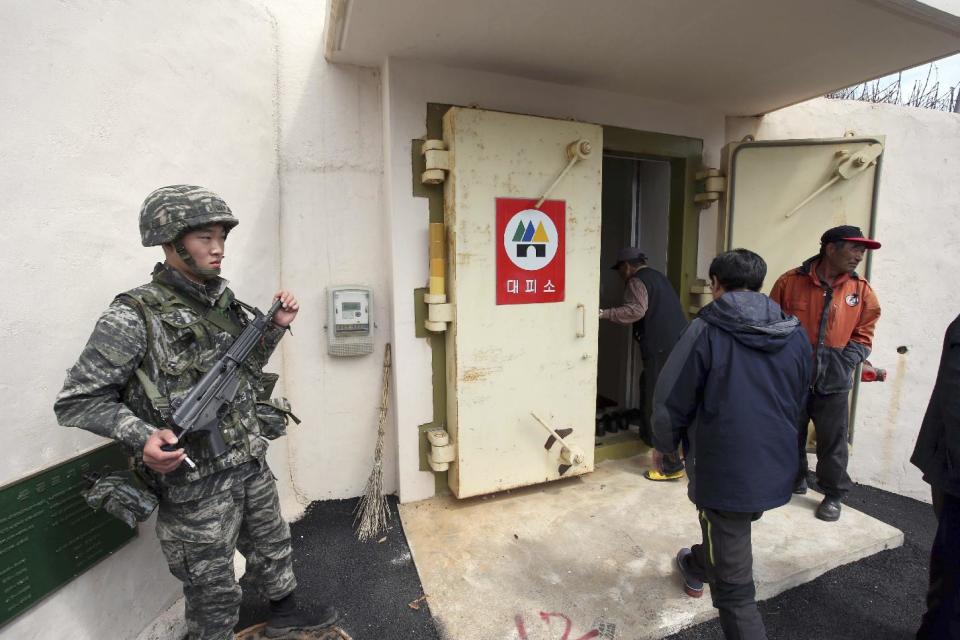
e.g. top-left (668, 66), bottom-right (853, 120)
top-left (55, 264), bottom-right (286, 501)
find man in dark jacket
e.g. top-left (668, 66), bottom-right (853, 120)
top-left (601, 246), bottom-right (688, 480)
top-left (911, 314), bottom-right (960, 638)
top-left (653, 249), bottom-right (811, 640)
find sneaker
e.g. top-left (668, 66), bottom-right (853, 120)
top-left (675, 548), bottom-right (704, 598)
top-left (265, 594), bottom-right (340, 638)
top-left (816, 496), bottom-right (842, 522)
top-left (644, 469), bottom-right (685, 481)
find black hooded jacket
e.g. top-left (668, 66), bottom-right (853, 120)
top-left (652, 291), bottom-right (813, 512)
top-left (911, 314), bottom-right (960, 498)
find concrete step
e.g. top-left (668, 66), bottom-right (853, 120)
top-left (399, 456), bottom-right (903, 640)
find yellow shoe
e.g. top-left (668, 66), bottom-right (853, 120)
top-left (644, 469), bottom-right (686, 481)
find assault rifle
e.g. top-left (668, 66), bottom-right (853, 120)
top-left (161, 298), bottom-right (284, 468)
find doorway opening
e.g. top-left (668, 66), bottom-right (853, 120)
top-left (596, 154), bottom-right (672, 452)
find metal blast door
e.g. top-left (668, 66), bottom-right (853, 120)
top-left (440, 107), bottom-right (603, 498)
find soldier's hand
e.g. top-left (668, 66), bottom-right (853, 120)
top-left (272, 290), bottom-right (299, 328)
top-left (143, 430), bottom-right (186, 474)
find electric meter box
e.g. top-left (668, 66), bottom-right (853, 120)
top-left (326, 286), bottom-right (374, 356)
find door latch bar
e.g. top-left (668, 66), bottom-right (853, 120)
top-left (535, 139), bottom-right (593, 208)
top-left (785, 143), bottom-right (883, 218)
top-left (530, 412), bottom-right (584, 476)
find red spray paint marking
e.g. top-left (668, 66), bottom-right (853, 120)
top-left (514, 612), bottom-right (600, 640)
top-left (515, 614), bottom-right (528, 639)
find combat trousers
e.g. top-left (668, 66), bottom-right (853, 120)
top-left (642, 354), bottom-right (684, 474)
top-left (156, 461), bottom-right (297, 640)
top-left (797, 391), bottom-right (853, 499)
top-left (917, 488), bottom-right (960, 639)
top-left (687, 508), bottom-right (767, 640)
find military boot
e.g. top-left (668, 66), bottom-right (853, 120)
top-left (265, 592), bottom-right (340, 638)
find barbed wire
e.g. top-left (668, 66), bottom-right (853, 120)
top-left (825, 63), bottom-right (960, 113)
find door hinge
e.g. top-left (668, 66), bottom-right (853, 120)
top-left (421, 140), bottom-right (449, 185)
top-left (694, 168), bottom-right (726, 208)
top-left (426, 428), bottom-right (456, 472)
top-left (688, 279), bottom-right (713, 314)
top-left (425, 302), bottom-right (453, 332)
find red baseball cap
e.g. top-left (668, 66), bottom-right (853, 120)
top-left (820, 225), bottom-right (881, 250)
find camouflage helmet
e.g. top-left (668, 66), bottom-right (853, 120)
top-left (139, 185), bottom-right (238, 247)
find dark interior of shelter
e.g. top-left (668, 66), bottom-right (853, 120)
top-left (596, 153), bottom-right (672, 447)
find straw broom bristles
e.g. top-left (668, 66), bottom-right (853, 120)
top-left (354, 343), bottom-right (392, 541)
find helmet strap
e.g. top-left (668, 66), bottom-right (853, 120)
top-left (173, 240), bottom-right (221, 280)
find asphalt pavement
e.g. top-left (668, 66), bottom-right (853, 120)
top-left (236, 496), bottom-right (439, 640)
top-left (666, 481), bottom-right (936, 640)
top-left (236, 482), bottom-right (935, 640)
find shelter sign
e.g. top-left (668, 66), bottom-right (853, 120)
top-left (495, 198), bottom-right (565, 305)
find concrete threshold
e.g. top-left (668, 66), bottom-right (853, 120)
top-left (399, 456), bottom-right (903, 640)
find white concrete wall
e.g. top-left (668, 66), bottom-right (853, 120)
top-left (267, 1), bottom-right (393, 509)
top-left (0, 2), bottom-right (280, 638)
top-left (727, 98), bottom-right (960, 502)
top-left (0, 1), bottom-right (388, 638)
top-left (382, 58), bottom-right (726, 502)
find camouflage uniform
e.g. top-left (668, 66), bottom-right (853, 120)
top-left (55, 187), bottom-right (297, 640)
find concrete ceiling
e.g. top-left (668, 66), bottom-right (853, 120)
top-left (325, 0), bottom-right (960, 115)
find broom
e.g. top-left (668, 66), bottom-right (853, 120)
top-left (354, 342), bottom-right (392, 541)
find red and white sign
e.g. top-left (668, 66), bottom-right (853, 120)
top-left (496, 198), bottom-right (565, 305)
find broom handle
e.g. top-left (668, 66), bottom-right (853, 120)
top-left (374, 344), bottom-right (392, 458)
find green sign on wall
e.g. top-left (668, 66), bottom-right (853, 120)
top-left (0, 443), bottom-right (137, 627)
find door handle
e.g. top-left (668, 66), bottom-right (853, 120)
top-left (576, 303), bottom-right (586, 338)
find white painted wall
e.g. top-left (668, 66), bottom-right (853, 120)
top-left (0, 2), bottom-right (279, 638)
top-left (382, 58), bottom-right (726, 502)
top-left (727, 98), bottom-right (960, 502)
top-left (1, 1), bottom-right (389, 638)
top-left (266, 1), bottom-right (393, 509)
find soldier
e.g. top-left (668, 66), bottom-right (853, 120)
top-left (54, 186), bottom-right (338, 640)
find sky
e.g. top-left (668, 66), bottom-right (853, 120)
top-left (870, 52), bottom-right (960, 95)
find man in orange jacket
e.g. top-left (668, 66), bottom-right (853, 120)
top-left (770, 225), bottom-right (881, 522)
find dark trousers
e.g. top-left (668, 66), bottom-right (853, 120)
top-left (687, 508), bottom-right (767, 640)
top-left (798, 391), bottom-right (853, 498)
top-left (642, 354), bottom-right (684, 473)
top-left (917, 488), bottom-right (960, 639)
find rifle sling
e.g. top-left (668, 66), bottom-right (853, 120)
top-left (153, 282), bottom-right (243, 338)
top-left (134, 368), bottom-right (171, 416)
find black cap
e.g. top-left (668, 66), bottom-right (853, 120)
top-left (610, 247), bottom-right (648, 270)
top-left (820, 225), bottom-right (881, 250)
